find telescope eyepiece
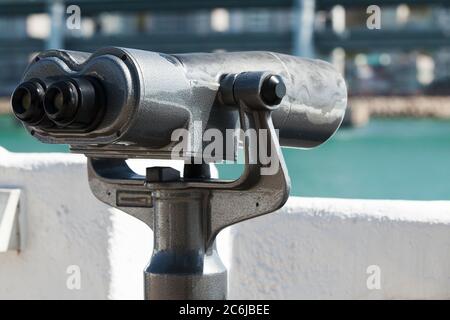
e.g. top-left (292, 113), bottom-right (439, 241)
top-left (11, 80), bottom-right (46, 124)
top-left (44, 80), bottom-right (79, 123)
top-left (43, 77), bottom-right (102, 129)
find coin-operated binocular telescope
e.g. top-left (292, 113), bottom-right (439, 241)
top-left (12, 47), bottom-right (347, 300)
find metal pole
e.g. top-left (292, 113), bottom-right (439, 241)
top-left (293, 0), bottom-right (316, 58)
top-left (144, 169), bottom-right (227, 300)
top-left (46, 0), bottom-right (65, 50)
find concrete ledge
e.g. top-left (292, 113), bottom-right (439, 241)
top-left (1, 149), bottom-right (449, 299)
top-left (229, 197), bottom-right (450, 299)
top-left (0, 150), bottom-right (153, 299)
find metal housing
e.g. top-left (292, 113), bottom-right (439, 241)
top-left (18, 48), bottom-right (347, 160)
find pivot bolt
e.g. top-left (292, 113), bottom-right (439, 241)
top-left (261, 75), bottom-right (286, 106)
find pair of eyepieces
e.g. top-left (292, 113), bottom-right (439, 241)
top-left (11, 76), bottom-right (102, 129)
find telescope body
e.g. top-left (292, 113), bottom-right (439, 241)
top-left (11, 47), bottom-right (348, 300)
top-left (13, 48), bottom-right (347, 160)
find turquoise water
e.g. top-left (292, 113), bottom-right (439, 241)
top-left (0, 116), bottom-right (68, 153)
top-left (1, 115), bottom-right (450, 200)
top-left (218, 118), bottom-right (450, 200)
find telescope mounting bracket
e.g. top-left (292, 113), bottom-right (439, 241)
top-left (86, 71), bottom-right (291, 299)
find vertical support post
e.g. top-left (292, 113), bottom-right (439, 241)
top-left (293, 0), bottom-right (316, 58)
top-left (46, 0), bottom-right (65, 50)
top-left (144, 189), bottom-right (227, 300)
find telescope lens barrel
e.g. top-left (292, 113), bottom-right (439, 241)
top-left (42, 77), bottom-right (101, 128)
top-left (44, 80), bottom-right (79, 123)
top-left (11, 80), bottom-right (46, 124)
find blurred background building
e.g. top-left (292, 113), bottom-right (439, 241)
top-left (0, 0), bottom-right (450, 98)
top-left (1, 0), bottom-right (450, 200)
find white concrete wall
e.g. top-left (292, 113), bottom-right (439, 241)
top-left (0, 148), bottom-right (152, 299)
top-left (228, 197), bottom-right (450, 299)
top-left (1, 149), bottom-right (449, 299)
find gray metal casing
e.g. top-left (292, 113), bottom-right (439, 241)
top-left (19, 47), bottom-right (347, 160)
